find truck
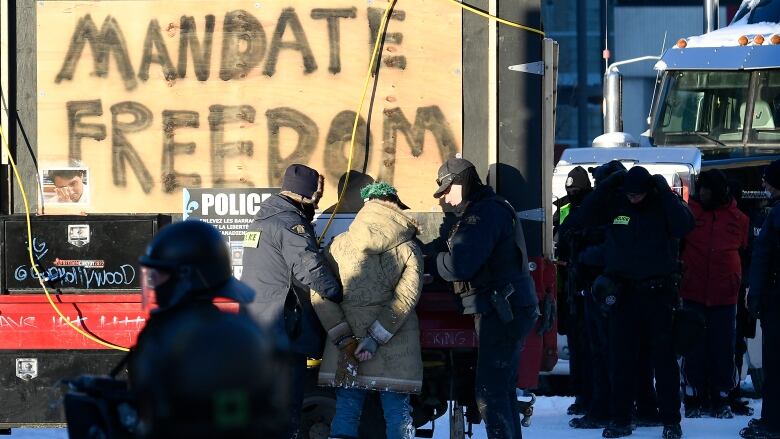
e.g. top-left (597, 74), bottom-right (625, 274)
top-left (0, 1), bottom-right (559, 438)
top-left (552, 0), bottom-right (780, 394)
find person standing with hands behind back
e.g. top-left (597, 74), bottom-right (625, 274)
top-left (312, 182), bottom-right (424, 439)
top-left (430, 158), bottom-right (539, 439)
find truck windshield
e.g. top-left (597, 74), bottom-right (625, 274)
top-left (752, 70), bottom-right (780, 144)
top-left (652, 71), bottom-right (751, 146)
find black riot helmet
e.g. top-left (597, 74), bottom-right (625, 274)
top-left (131, 307), bottom-right (291, 439)
top-left (139, 220), bottom-right (254, 311)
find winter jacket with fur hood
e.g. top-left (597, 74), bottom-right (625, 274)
top-left (312, 199), bottom-right (424, 393)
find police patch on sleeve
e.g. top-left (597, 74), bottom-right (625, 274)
top-left (290, 224), bottom-right (309, 236)
top-left (464, 215), bottom-right (480, 225)
top-left (243, 231), bottom-right (261, 248)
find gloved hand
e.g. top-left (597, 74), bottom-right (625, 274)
top-left (355, 335), bottom-right (379, 362)
top-left (653, 174), bottom-right (670, 193)
top-left (747, 290), bottom-right (761, 320)
top-left (537, 292), bottom-right (556, 336)
top-left (334, 337), bottom-right (360, 387)
top-left (601, 169), bottom-right (626, 190)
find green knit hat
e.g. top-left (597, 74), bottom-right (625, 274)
top-left (360, 182), bottom-right (409, 209)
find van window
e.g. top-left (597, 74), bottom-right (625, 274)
top-left (653, 71), bottom-right (751, 146)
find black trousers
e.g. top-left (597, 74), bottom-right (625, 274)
top-left (681, 301), bottom-right (737, 399)
top-left (761, 300), bottom-right (780, 431)
top-left (609, 288), bottom-right (681, 426)
top-left (287, 353), bottom-right (307, 439)
top-left (475, 305), bottom-right (538, 439)
top-left (567, 294), bottom-right (593, 408)
top-left (584, 292), bottom-right (612, 420)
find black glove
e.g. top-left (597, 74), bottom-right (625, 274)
top-left (537, 292), bottom-right (556, 336)
top-left (355, 335), bottom-right (379, 360)
top-left (653, 174), bottom-right (671, 193)
top-left (747, 291), bottom-right (761, 320)
top-left (601, 169), bottom-right (626, 190)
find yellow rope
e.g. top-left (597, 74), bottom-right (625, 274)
top-left (444, 0), bottom-right (545, 36)
top-left (0, 125), bottom-right (130, 351)
top-left (317, 0), bottom-right (396, 244)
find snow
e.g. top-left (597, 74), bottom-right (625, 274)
top-left (684, 21), bottom-right (780, 47)
top-left (7, 396), bottom-right (763, 438)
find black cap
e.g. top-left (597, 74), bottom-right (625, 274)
top-left (281, 164), bottom-right (320, 199)
top-left (433, 158), bottom-right (476, 198)
top-left (764, 160), bottom-right (780, 190)
top-left (622, 166), bottom-right (653, 194)
top-left (588, 160), bottom-right (626, 186)
top-left (566, 166), bottom-right (592, 191)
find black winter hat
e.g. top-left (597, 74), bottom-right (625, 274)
top-left (696, 169), bottom-right (728, 194)
top-left (566, 166), bottom-right (592, 191)
top-left (622, 166), bottom-right (653, 194)
top-left (281, 164), bottom-right (321, 199)
top-left (433, 158), bottom-right (476, 198)
top-left (764, 160), bottom-right (780, 190)
top-left (589, 160), bottom-right (627, 186)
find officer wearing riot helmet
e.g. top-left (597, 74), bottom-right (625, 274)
top-left (578, 166), bottom-right (694, 439)
top-left (741, 160), bottom-right (780, 439)
top-left (241, 163), bottom-right (343, 439)
top-left (129, 220), bottom-right (289, 439)
top-left (431, 158), bottom-right (539, 439)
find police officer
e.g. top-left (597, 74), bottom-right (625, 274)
top-left (578, 166), bottom-right (694, 439)
top-left (563, 161), bottom-right (625, 430)
top-left (241, 164), bottom-right (343, 439)
top-left (130, 220), bottom-right (289, 439)
top-left (555, 166), bottom-right (594, 417)
top-left (742, 160), bottom-right (780, 439)
top-left (431, 158), bottom-right (538, 439)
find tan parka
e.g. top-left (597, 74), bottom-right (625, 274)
top-left (312, 200), bottom-right (424, 393)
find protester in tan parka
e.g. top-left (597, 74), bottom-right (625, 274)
top-left (312, 182), bottom-right (423, 439)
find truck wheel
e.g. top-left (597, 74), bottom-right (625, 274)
top-left (300, 390), bottom-right (336, 439)
top-left (450, 402), bottom-right (465, 439)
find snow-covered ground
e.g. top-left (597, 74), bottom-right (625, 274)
top-left (6, 396), bottom-right (761, 438)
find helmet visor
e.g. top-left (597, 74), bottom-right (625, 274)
top-left (141, 266), bottom-right (171, 311)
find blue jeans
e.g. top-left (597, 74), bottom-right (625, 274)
top-left (330, 388), bottom-right (413, 439)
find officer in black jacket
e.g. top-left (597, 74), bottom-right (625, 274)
top-left (432, 158), bottom-right (539, 439)
top-left (742, 160), bottom-right (780, 439)
top-left (241, 164), bottom-right (343, 439)
top-left (578, 166), bottom-right (694, 439)
top-left (555, 166), bottom-right (594, 417)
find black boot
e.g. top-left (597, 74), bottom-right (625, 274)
top-left (731, 398), bottom-right (755, 416)
top-left (568, 402), bottom-right (587, 416)
top-left (603, 423), bottom-right (633, 438)
top-left (684, 395), bottom-right (704, 419)
top-left (740, 424), bottom-right (780, 439)
top-left (711, 395), bottom-right (734, 419)
top-left (662, 423), bottom-right (682, 439)
top-left (570, 415), bottom-right (610, 429)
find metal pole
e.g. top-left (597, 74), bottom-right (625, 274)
top-left (576, 0), bottom-right (588, 147)
top-left (603, 68), bottom-right (623, 134)
top-left (703, 0), bottom-right (720, 33)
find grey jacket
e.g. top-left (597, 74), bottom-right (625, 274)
top-left (241, 194), bottom-right (342, 357)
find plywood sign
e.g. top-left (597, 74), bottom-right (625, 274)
top-left (36, 0), bottom-right (463, 213)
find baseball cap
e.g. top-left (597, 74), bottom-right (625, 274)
top-left (433, 158), bottom-right (476, 198)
